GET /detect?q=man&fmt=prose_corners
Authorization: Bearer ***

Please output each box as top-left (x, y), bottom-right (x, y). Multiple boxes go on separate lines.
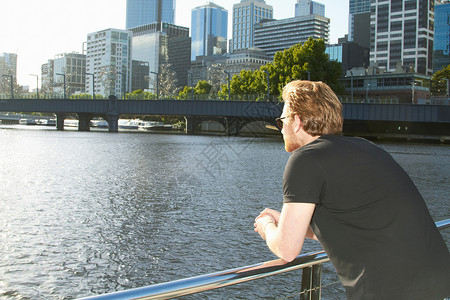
top-left (254, 80), bottom-right (450, 299)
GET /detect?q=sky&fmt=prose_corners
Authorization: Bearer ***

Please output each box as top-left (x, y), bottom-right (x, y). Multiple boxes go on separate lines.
top-left (1, 0), bottom-right (348, 90)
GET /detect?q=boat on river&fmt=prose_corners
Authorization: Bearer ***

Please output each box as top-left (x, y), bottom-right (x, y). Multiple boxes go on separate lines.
top-left (90, 119), bottom-right (109, 128)
top-left (138, 121), bottom-right (173, 131)
top-left (19, 118), bottom-right (37, 125)
top-left (64, 119), bottom-right (79, 127)
top-left (37, 119), bottom-right (56, 126)
top-left (118, 119), bottom-right (143, 130)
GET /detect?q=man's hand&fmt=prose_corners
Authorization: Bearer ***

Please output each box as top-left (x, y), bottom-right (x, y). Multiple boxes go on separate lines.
top-left (255, 208), bottom-right (281, 224)
top-left (254, 214), bottom-right (276, 240)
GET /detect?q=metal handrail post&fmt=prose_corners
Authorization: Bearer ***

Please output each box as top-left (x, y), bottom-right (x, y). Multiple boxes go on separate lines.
top-left (300, 264), bottom-right (322, 300)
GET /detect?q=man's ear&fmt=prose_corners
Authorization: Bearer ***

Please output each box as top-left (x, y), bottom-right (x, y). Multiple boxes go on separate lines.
top-left (293, 114), bottom-right (303, 133)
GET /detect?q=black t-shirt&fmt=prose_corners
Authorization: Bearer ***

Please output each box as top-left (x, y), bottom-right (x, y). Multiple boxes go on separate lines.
top-left (283, 135), bottom-right (450, 300)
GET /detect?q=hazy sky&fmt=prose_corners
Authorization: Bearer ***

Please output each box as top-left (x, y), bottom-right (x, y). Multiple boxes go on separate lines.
top-left (1, 0), bottom-right (348, 89)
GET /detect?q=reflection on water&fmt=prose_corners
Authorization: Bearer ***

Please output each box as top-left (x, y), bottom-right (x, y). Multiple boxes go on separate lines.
top-left (0, 127), bottom-right (448, 299)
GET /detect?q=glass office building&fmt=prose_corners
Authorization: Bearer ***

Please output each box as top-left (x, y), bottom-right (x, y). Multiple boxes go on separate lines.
top-left (131, 22), bottom-right (191, 88)
top-left (126, 0), bottom-right (175, 29)
top-left (295, 0), bottom-right (325, 17)
top-left (433, 2), bottom-right (450, 73)
top-left (191, 3), bottom-right (228, 61)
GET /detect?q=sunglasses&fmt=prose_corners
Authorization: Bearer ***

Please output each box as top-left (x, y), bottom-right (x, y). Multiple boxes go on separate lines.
top-left (276, 116), bottom-right (288, 130)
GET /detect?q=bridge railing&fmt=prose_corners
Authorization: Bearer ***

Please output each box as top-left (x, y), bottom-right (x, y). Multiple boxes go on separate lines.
top-left (0, 93), bottom-right (282, 102)
top-left (79, 219), bottom-right (450, 300)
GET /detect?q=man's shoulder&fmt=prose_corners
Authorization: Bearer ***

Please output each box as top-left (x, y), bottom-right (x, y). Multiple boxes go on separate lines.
top-left (295, 135), bottom-right (366, 153)
top-left (290, 135), bottom-right (382, 163)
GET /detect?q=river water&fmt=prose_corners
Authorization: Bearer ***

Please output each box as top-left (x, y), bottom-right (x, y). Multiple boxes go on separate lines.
top-left (0, 125), bottom-right (448, 299)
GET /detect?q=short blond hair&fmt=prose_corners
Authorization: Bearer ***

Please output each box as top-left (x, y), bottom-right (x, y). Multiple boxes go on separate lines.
top-left (282, 80), bottom-right (343, 136)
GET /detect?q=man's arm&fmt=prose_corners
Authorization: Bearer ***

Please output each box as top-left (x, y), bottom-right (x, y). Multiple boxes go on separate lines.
top-left (255, 202), bottom-right (316, 262)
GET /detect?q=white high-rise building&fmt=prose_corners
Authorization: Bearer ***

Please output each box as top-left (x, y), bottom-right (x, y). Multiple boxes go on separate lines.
top-left (370, 0), bottom-right (435, 75)
top-left (295, 0), bottom-right (325, 17)
top-left (231, 0), bottom-right (273, 52)
top-left (86, 29), bottom-right (132, 97)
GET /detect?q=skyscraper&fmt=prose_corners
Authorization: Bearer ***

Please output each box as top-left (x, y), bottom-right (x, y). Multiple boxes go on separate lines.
top-left (126, 0), bottom-right (175, 29)
top-left (370, 0), bottom-right (435, 75)
top-left (433, 1), bottom-right (450, 72)
top-left (231, 0), bottom-right (273, 53)
top-left (348, 0), bottom-right (371, 44)
top-left (131, 22), bottom-right (191, 88)
top-left (191, 2), bottom-right (228, 61)
top-left (295, 0), bottom-right (325, 17)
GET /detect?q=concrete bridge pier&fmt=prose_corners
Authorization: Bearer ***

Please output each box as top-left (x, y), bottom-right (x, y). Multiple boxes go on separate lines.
top-left (225, 117), bottom-right (242, 136)
top-left (77, 113), bottom-right (91, 131)
top-left (107, 113), bottom-right (119, 132)
top-left (185, 116), bottom-right (197, 134)
top-left (56, 113), bottom-right (67, 131)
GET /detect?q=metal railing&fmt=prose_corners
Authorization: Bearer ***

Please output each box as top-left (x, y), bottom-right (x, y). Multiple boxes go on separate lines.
top-left (80, 219), bottom-right (450, 300)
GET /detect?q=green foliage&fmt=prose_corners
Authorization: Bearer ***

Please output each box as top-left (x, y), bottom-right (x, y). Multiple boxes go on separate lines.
top-left (194, 80), bottom-right (212, 94)
top-left (177, 86), bottom-right (193, 100)
top-left (70, 93), bottom-right (97, 99)
top-left (177, 81), bottom-right (215, 100)
top-left (219, 37), bottom-right (344, 99)
top-left (126, 89), bottom-right (157, 100)
top-left (431, 64), bottom-right (450, 96)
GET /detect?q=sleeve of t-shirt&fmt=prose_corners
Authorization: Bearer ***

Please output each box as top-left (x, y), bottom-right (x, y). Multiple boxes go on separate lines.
top-left (283, 151), bottom-right (325, 204)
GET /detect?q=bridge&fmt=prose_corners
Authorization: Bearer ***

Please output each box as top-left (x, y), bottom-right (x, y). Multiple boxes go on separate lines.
top-left (0, 97), bottom-right (449, 140)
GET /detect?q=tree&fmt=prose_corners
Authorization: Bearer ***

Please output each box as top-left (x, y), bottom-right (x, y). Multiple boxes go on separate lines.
top-left (219, 37), bottom-right (344, 99)
top-left (1, 73), bottom-right (23, 98)
top-left (126, 89), bottom-right (156, 100)
top-left (267, 37), bottom-right (343, 94)
top-left (98, 66), bottom-right (115, 97)
top-left (177, 80), bottom-right (212, 100)
top-left (431, 64), bottom-right (450, 96)
top-left (194, 80), bottom-right (212, 95)
top-left (207, 63), bottom-right (226, 97)
top-left (178, 86), bottom-right (194, 100)
top-left (158, 64), bottom-right (179, 98)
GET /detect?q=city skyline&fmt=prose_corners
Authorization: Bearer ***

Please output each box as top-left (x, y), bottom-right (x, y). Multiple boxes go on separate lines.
top-left (1, 0), bottom-right (348, 90)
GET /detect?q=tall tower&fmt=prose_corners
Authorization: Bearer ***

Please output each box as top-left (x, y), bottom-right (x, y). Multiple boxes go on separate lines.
top-left (126, 0), bottom-right (176, 29)
top-left (295, 0), bottom-right (325, 17)
top-left (191, 2), bottom-right (228, 61)
top-left (231, 0), bottom-right (273, 53)
top-left (370, 0), bottom-right (435, 75)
